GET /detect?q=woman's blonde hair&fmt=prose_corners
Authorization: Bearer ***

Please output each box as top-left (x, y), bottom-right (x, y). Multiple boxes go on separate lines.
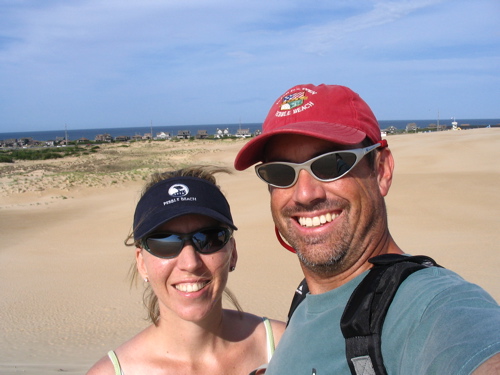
top-left (126, 165), bottom-right (242, 325)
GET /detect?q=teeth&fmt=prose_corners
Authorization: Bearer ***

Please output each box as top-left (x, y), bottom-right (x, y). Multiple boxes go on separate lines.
top-left (175, 282), bottom-right (208, 293)
top-left (299, 213), bottom-right (337, 227)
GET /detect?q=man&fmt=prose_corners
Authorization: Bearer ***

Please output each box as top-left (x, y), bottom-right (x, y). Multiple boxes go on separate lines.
top-left (234, 84), bottom-right (500, 374)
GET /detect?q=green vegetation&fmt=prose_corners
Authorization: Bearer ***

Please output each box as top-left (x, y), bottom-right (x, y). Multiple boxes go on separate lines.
top-left (0, 155), bottom-right (14, 163)
top-left (0, 146), bottom-right (92, 162)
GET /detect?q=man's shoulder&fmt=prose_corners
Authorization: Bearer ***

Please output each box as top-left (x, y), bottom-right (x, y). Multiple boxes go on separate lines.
top-left (401, 266), bottom-right (491, 295)
top-left (384, 265), bottom-right (499, 335)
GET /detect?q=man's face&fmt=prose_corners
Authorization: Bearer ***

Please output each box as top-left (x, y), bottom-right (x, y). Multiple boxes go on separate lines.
top-left (265, 134), bottom-right (388, 277)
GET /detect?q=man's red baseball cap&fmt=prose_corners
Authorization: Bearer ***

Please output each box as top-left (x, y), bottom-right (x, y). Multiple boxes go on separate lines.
top-left (234, 84), bottom-right (383, 171)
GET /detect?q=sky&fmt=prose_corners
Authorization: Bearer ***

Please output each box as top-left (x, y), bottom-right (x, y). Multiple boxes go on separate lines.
top-left (0, 0), bottom-right (499, 132)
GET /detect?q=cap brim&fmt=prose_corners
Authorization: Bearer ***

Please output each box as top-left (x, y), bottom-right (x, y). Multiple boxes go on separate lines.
top-left (234, 121), bottom-right (367, 170)
top-left (135, 207), bottom-right (237, 240)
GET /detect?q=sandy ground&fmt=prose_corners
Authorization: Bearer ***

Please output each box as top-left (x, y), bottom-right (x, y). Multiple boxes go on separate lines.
top-left (0, 129), bottom-right (499, 374)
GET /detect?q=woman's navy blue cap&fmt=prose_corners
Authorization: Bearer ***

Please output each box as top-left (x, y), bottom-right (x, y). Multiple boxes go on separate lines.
top-left (133, 176), bottom-right (237, 240)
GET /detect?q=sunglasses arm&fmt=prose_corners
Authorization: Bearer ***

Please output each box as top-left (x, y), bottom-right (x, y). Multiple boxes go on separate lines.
top-left (378, 139), bottom-right (388, 148)
top-left (275, 226), bottom-right (296, 253)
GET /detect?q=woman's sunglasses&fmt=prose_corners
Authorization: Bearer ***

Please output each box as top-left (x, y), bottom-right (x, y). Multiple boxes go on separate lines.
top-left (255, 140), bottom-right (387, 188)
top-left (141, 226), bottom-right (233, 259)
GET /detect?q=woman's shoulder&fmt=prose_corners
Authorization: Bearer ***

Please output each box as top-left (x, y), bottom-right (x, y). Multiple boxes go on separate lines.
top-left (223, 310), bottom-right (286, 343)
top-left (86, 326), bottom-right (154, 375)
top-left (85, 352), bottom-right (117, 375)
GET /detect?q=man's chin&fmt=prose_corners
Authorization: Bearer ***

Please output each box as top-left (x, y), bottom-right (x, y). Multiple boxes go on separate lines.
top-left (296, 250), bottom-right (347, 276)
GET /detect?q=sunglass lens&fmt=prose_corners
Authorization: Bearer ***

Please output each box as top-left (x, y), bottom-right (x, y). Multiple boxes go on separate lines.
top-left (193, 228), bottom-right (229, 254)
top-left (311, 152), bottom-right (357, 180)
top-left (145, 234), bottom-right (182, 258)
top-left (257, 164), bottom-right (295, 187)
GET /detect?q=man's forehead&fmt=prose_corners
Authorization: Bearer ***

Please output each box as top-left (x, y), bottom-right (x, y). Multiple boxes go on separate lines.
top-left (264, 134), bottom-right (355, 162)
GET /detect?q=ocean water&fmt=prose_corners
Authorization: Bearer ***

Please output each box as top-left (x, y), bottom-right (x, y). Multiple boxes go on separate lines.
top-left (1, 119), bottom-right (499, 142)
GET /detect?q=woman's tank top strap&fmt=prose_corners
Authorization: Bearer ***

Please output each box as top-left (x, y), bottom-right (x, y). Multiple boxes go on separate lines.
top-left (262, 316), bottom-right (276, 362)
top-left (107, 350), bottom-right (124, 375)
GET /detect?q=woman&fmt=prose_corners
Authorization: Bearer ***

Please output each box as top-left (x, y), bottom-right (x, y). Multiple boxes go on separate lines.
top-left (87, 165), bottom-right (285, 375)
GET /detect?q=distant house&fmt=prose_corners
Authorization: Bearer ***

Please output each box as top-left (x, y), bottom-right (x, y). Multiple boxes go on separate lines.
top-left (385, 126), bottom-right (397, 134)
top-left (195, 130), bottom-right (209, 139)
top-left (235, 128), bottom-right (251, 138)
top-left (406, 123), bottom-right (418, 133)
top-left (177, 130), bottom-right (191, 139)
top-left (115, 135), bottom-right (130, 142)
top-left (77, 137), bottom-right (90, 143)
top-left (95, 133), bottom-right (112, 142)
top-left (131, 135), bottom-right (143, 141)
top-left (156, 132), bottom-right (170, 140)
top-left (215, 128), bottom-right (231, 138)
top-left (143, 133), bottom-right (153, 140)
top-left (2, 138), bottom-right (18, 147)
top-left (19, 137), bottom-right (33, 146)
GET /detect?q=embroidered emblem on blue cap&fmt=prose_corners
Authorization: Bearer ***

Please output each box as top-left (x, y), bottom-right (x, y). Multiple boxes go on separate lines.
top-left (168, 183), bottom-right (189, 197)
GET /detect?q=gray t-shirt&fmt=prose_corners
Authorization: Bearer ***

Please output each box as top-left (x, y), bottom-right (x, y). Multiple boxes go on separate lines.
top-left (266, 267), bottom-right (500, 375)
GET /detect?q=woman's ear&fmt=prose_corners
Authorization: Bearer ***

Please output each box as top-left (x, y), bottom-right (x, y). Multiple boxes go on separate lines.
top-left (230, 238), bottom-right (238, 270)
top-left (376, 147), bottom-right (394, 197)
top-left (136, 247), bottom-right (148, 280)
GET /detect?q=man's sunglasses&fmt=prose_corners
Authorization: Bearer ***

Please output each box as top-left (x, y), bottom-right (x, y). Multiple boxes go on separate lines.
top-left (141, 226), bottom-right (233, 259)
top-left (255, 140), bottom-right (387, 188)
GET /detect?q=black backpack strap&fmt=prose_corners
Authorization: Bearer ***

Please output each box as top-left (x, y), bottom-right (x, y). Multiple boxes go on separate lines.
top-left (286, 278), bottom-right (309, 326)
top-left (340, 254), bottom-right (440, 375)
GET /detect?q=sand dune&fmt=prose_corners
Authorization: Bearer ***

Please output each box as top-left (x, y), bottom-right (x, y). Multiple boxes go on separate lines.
top-left (0, 129), bottom-right (498, 374)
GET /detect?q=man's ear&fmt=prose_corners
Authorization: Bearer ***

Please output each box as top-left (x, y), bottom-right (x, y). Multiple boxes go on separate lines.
top-left (376, 147), bottom-right (394, 197)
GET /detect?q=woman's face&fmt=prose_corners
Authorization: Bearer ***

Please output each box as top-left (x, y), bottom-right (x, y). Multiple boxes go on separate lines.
top-left (136, 214), bottom-right (237, 323)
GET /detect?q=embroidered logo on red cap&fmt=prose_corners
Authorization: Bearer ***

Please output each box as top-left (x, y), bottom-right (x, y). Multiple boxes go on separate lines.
top-left (276, 86), bottom-right (317, 118)
top-left (281, 91), bottom-right (307, 110)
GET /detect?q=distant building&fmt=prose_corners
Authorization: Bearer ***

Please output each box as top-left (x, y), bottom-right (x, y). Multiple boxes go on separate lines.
top-left (156, 132), bottom-right (170, 140)
top-left (131, 135), bottom-right (143, 141)
top-left (1, 138), bottom-right (17, 147)
top-left (406, 123), bottom-right (418, 133)
top-left (115, 135), bottom-right (130, 142)
top-left (195, 130), bottom-right (209, 139)
top-left (381, 125), bottom-right (398, 135)
top-left (235, 128), bottom-right (251, 138)
top-left (19, 137), bottom-right (33, 145)
top-left (95, 133), bottom-right (112, 142)
top-left (177, 130), bottom-right (191, 139)
top-left (215, 128), bottom-right (231, 138)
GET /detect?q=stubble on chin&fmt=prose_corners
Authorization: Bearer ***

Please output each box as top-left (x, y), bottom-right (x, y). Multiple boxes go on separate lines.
top-left (295, 236), bottom-right (350, 276)
top-left (282, 220), bottom-right (352, 276)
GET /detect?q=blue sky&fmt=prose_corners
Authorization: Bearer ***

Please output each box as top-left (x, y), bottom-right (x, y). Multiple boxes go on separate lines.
top-left (1, 0), bottom-right (499, 132)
